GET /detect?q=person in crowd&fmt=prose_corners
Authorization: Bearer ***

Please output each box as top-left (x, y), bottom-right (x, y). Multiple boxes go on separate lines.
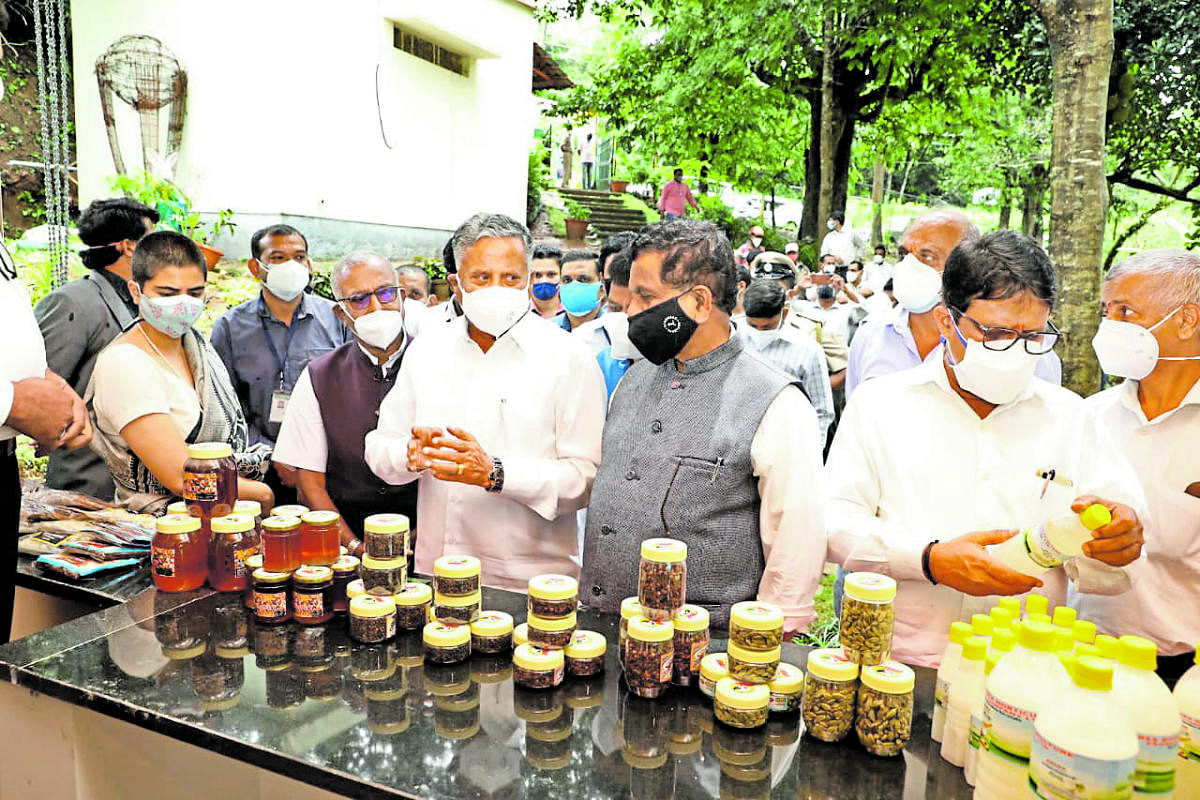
top-left (732, 265), bottom-right (752, 317)
top-left (818, 252), bottom-right (843, 272)
top-left (805, 277), bottom-right (863, 347)
top-left (35, 197), bottom-right (157, 498)
top-left (558, 249), bottom-right (606, 333)
top-left (210, 225), bottom-right (348, 452)
top-left (560, 131), bottom-right (574, 188)
top-left (826, 230), bottom-right (1145, 668)
top-left (580, 219), bottom-right (827, 632)
top-left (740, 280), bottom-right (835, 446)
top-left (737, 225), bottom-right (767, 267)
top-left (657, 168), bottom-right (699, 220)
top-left (784, 242), bottom-right (800, 264)
top-left (582, 248), bottom-right (642, 398)
top-left (599, 231), bottom-right (637, 290)
top-left (1, 238), bottom-right (91, 643)
top-left (845, 259), bottom-right (873, 298)
top-left (1079, 249), bottom-right (1200, 686)
top-left (846, 208), bottom-right (1062, 398)
top-left (366, 213), bottom-right (605, 590)
top-left (820, 210), bottom-right (861, 265)
top-left (580, 133), bottom-right (596, 190)
top-left (864, 242), bottom-right (892, 292)
top-left (396, 264), bottom-right (435, 307)
top-left (529, 243), bottom-right (563, 318)
top-left (86, 231), bottom-right (273, 510)
top-left (273, 251), bottom-right (418, 556)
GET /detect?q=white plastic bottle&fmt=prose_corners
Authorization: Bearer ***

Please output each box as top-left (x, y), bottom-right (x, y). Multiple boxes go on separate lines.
top-left (974, 620), bottom-right (1071, 800)
top-left (1173, 650), bottom-right (1200, 800)
top-left (989, 504), bottom-right (1112, 578)
top-left (968, 639), bottom-right (1011, 786)
top-left (971, 613), bottom-right (995, 643)
top-left (933, 620), bottom-right (972, 742)
top-left (1113, 636), bottom-right (1182, 799)
top-left (1029, 656), bottom-right (1138, 799)
top-left (943, 636), bottom-right (989, 767)
top-left (1053, 605), bottom-right (1078, 631)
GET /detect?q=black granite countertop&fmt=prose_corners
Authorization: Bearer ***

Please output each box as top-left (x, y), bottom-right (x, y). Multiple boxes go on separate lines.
top-left (16, 553), bottom-right (151, 607)
top-left (0, 585), bottom-right (973, 799)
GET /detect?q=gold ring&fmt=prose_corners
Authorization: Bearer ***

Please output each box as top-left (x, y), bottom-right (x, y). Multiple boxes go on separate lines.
top-left (457, 463), bottom-right (465, 476)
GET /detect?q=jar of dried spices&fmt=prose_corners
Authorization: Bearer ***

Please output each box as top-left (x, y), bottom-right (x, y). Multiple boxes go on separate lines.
top-left (564, 630), bottom-right (607, 677)
top-left (714, 678), bottom-right (771, 729)
top-left (855, 661), bottom-right (914, 756)
top-left (423, 621), bottom-right (471, 664)
top-left (433, 554), bottom-right (481, 597)
top-left (840, 572), bottom-right (897, 666)
top-left (470, 611), bottom-right (514, 654)
top-left (527, 574), bottom-right (579, 619)
top-left (619, 596), bottom-right (643, 660)
top-left (729, 601), bottom-right (785, 652)
top-left (350, 594), bottom-right (397, 643)
top-left (394, 582), bottom-right (433, 630)
top-left (699, 652), bottom-right (730, 699)
top-left (768, 663), bottom-right (804, 714)
top-left (513, 643), bottom-right (566, 690)
top-left (360, 554), bottom-right (407, 594)
top-left (513, 622), bottom-right (529, 647)
top-left (624, 616), bottom-right (674, 698)
top-left (802, 648), bottom-right (859, 742)
top-left (671, 604), bottom-right (710, 686)
top-left (527, 611), bottom-right (577, 649)
top-left (362, 513), bottom-right (409, 560)
top-left (637, 538), bottom-right (687, 621)
top-left (432, 590), bottom-right (482, 625)
top-left (726, 642), bottom-right (781, 685)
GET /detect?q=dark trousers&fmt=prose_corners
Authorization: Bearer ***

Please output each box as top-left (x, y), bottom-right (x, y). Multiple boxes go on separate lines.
top-left (582, 162), bottom-right (594, 190)
top-left (1158, 651), bottom-right (1196, 690)
top-left (1, 446), bottom-right (18, 645)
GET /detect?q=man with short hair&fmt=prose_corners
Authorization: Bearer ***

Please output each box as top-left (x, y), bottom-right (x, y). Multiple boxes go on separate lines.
top-left (581, 219), bottom-right (827, 632)
top-left (657, 168), bottom-right (699, 220)
top-left (580, 133), bottom-right (596, 190)
top-left (35, 197), bottom-right (157, 497)
top-left (396, 265), bottom-right (435, 307)
top-left (784, 242), bottom-right (800, 263)
top-left (820, 210), bottom-right (861, 265)
top-left (846, 209), bottom-right (1062, 397)
top-left (864, 243), bottom-right (891, 292)
top-left (558, 249), bottom-right (606, 333)
top-left (1079, 249), bottom-right (1200, 685)
top-left (576, 248), bottom-right (642, 397)
top-left (827, 230), bottom-right (1145, 667)
top-left (740, 281), bottom-right (835, 445)
top-left (366, 213), bottom-right (605, 590)
top-left (529, 243), bottom-right (563, 318)
top-left (211, 225), bottom-right (348, 450)
top-left (732, 265), bottom-right (752, 317)
top-left (273, 252), bottom-right (418, 555)
top-left (599, 231), bottom-right (637, 287)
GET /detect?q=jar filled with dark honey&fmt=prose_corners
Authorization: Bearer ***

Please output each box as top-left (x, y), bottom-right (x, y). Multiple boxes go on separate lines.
top-left (183, 442), bottom-right (237, 518)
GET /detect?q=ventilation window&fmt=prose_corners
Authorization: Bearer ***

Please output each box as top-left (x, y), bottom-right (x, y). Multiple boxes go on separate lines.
top-left (393, 26), bottom-right (469, 77)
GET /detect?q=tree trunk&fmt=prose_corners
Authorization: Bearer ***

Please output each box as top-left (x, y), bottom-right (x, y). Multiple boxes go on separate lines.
top-left (801, 96), bottom-right (822, 240)
top-left (1020, 164), bottom-right (1048, 240)
top-left (998, 166), bottom-right (1017, 229)
top-left (871, 154), bottom-right (885, 245)
top-left (817, 11), bottom-right (836, 233)
top-left (830, 113), bottom-right (855, 215)
top-left (1036, 0), bottom-right (1113, 396)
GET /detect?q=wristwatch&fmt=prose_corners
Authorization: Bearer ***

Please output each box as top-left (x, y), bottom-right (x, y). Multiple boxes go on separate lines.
top-left (485, 457), bottom-right (505, 494)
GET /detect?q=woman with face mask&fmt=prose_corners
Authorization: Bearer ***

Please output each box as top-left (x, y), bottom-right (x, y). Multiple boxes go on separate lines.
top-left (85, 231), bottom-right (274, 510)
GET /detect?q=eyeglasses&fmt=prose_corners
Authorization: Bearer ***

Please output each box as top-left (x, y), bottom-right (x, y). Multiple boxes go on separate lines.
top-left (336, 285), bottom-right (402, 311)
top-left (950, 307), bottom-right (1062, 355)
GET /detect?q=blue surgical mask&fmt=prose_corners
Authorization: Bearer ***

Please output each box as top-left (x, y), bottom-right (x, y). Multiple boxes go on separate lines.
top-left (531, 281), bottom-right (559, 302)
top-left (560, 281), bottom-right (602, 316)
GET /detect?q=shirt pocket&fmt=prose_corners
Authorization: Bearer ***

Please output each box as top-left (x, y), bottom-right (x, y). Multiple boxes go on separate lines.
top-left (659, 454), bottom-right (747, 535)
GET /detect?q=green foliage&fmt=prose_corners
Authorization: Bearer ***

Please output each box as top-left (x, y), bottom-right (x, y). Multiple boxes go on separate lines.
top-left (564, 198), bottom-right (592, 221)
top-left (527, 141), bottom-right (550, 226)
top-left (792, 572), bottom-right (839, 649)
top-left (309, 267), bottom-right (335, 301)
top-left (108, 172), bottom-right (238, 245)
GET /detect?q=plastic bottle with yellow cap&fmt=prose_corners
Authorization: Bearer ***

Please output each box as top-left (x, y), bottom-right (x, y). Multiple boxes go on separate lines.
top-left (1112, 635), bottom-right (1182, 798)
top-left (942, 636), bottom-right (988, 767)
top-left (933, 620), bottom-right (972, 742)
top-left (1173, 647), bottom-right (1200, 800)
top-left (637, 537), bottom-right (687, 621)
top-left (968, 641), bottom-right (1008, 786)
top-left (988, 503), bottom-right (1113, 578)
top-left (1029, 656), bottom-right (1138, 800)
top-left (975, 620), bottom-right (1071, 800)
top-left (1024, 593), bottom-right (1050, 620)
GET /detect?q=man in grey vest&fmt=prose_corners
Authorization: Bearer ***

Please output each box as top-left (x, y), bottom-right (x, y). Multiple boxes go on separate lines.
top-left (35, 197), bottom-right (157, 498)
top-left (580, 219), bottom-right (828, 633)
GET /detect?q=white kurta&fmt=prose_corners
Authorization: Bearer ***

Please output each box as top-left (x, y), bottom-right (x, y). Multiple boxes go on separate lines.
top-left (0, 245), bottom-right (49, 440)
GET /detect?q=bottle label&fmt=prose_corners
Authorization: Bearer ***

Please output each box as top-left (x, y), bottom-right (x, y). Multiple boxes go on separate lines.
top-left (1133, 730), bottom-right (1179, 795)
top-left (294, 591), bottom-right (324, 619)
top-left (981, 690), bottom-right (1037, 765)
top-left (690, 640), bottom-right (708, 673)
top-left (254, 590), bottom-right (287, 619)
top-left (233, 546), bottom-right (257, 578)
top-left (1030, 729), bottom-right (1137, 799)
top-left (183, 471), bottom-right (217, 502)
top-left (968, 713), bottom-right (984, 752)
top-left (1182, 713), bottom-right (1200, 764)
top-left (1023, 525), bottom-right (1067, 569)
top-left (935, 676), bottom-right (949, 712)
top-left (151, 547), bottom-right (176, 577)
top-left (659, 651), bottom-right (673, 683)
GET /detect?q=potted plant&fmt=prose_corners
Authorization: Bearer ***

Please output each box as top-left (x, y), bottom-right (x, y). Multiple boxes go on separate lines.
top-left (108, 171), bottom-right (237, 267)
top-left (412, 255), bottom-right (451, 302)
top-left (564, 198), bottom-right (591, 240)
top-left (610, 178), bottom-right (630, 193)
top-left (181, 209), bottom-right (237, 268)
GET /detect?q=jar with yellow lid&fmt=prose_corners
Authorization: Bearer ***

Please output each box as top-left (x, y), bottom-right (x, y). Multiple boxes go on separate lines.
top-left (360, 554), bottom-right (407, 594)
top-left (714, 677), bottom-right (771, 729)
top-left (251, 568), bottom-right (293, 624)
top-left (151, 514), bottom-right (207, 592)
top-left (527, 611), bottom-right (577, 649)
top-left (272, 504), bottom-right (309, 518)
top-left (564, 629), bottom-right (607, 677)
top-left (183, 442), bottom-right (236, 517)
top-left (803, 647), bottom-right (859, 742)
top-left (470, 610), bottom-right (514, 654)
top-left (350, 594), bottom-right (397, 643)
top-left (432, 590), bottom-right (482, 625)
top-left (727, 642), bottom-right (781, 685)
top-left (671, 604), bottom-right (710, 686)
top-left (261, 515), bottom-right (301, 573)
top-left (166, 500), bottom-right (190, 516)
top-left (232, 500), bottom-right (263, 528)
top-left (624, 616), bottom-right (674, 698)
top-left (514, 643), bottom-right (566, 689)
top-left (330, 555), bottom-right (359, 613)
top-left (208, 514), bottom-right (259, 593)
top-left (856, 661), bottom-right (915, 756)
top-left (619, 596), bottom-right (643, 660)
top-left (298, 510), bottom-right (341, 566)
top-left (242, 554), bottom-right (263, 609)
top-left (394, 582), bottom-right (432, 630)
top-left (527, 574), bottom-right (579, 619)
top-left (423, 621), bottom-right (470, 664)
top-left (729, 601), bottom-right (785, 652)
top-left (699, 652), bottom-right (730, 699)
top-left (362, 513), bottom-right (409, 560)
top-left (638, 538), bottom-right (687, 621)
top-left (840, 571), bottom-right (897, 665)
top-left (292, 565), bottom-right (335, 625)
top-left (513, 622), bottom-right (530, 647)
top-left (768, 662), bottom-right (804, 714)
top-left (346, 578), bottom-right (367, 603)
top-left (433, 554), bottom-right (481, 597)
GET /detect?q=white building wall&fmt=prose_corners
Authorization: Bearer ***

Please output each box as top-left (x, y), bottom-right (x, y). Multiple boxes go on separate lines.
top-left (71, 0), bottom-right (537, 255)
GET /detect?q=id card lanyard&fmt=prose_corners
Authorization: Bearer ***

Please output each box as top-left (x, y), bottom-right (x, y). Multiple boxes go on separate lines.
top-left (262, 303), bottom-right (299, 424)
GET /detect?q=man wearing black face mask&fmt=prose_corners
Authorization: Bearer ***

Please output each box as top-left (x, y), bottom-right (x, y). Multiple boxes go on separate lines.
top-left (580, 220), bottom-right (828, 634)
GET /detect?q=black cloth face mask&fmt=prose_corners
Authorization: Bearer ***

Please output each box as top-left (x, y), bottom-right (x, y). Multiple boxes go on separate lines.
top-left (627, 289), bottom-right (699, 365)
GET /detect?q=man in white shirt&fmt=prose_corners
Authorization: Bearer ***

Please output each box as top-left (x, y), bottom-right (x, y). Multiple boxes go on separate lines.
top-left (827, 230), bottom-right (1146, 668)
top-left (820, 211), bottom-right (860, 265)
top-left (1080, 248), bottom-right (1200, 686)
top-left (365, 213), bottom-right (605, 591)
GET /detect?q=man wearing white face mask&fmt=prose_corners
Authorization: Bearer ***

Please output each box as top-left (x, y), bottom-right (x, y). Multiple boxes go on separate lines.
top-left (273, 251), bottom-right (418, 555)
top-left (845, 209), bottom-right (1063, 399)
top-left (1078, 249), bottom-right (1200, 686)
top-left (366, 213), bottom-right (605, 590)
top-left (211, 225), bottom-right (348, 454)
top-left (574, 247), bottom-right (642, 399)
top-left (827, 231), bottom-right (1146, 668)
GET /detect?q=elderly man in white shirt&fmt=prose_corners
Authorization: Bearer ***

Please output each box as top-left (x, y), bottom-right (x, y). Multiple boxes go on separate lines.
top-left (365, 213), bottom-right (606, 591)
top-left (827, 230), bottom-right (1146, 668)
top-left (1081, 248), bottom-right (1200, 686)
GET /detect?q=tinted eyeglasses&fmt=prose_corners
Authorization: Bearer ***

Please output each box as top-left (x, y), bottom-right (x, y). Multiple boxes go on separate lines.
top-left (950, 307), bottom-right (1062, 355)
top-left (336, 285), bottom-right (402, 311)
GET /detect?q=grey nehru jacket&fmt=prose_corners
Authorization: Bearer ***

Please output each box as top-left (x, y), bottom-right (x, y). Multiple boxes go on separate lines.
top-left (580, 334), bottom-right (796, 629)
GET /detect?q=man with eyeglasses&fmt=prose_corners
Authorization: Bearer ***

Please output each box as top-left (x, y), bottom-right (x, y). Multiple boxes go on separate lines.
top-left (826, 230), bottom-right (1146, 668)
top-left (273, 250), bottom-right (418, 555)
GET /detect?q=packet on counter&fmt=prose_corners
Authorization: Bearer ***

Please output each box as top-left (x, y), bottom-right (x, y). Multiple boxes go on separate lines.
top-left (35, 553), bottom-right (141, 580)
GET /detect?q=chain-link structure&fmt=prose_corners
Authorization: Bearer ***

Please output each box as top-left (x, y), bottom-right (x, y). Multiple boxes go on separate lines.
top-left (32, 0), bottom-right (72, 286)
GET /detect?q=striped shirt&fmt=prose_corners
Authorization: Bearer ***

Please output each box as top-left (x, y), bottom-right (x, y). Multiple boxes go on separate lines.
top-left (735, 321), bottom-right (835, 447)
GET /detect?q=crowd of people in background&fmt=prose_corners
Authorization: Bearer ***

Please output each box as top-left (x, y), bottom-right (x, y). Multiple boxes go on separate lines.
top-left (2, 193), bottom-right (1197, 689)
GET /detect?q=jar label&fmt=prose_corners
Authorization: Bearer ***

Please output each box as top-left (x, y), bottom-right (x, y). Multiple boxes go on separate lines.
top-left (255, 590), bottom-right (288, 618)
top-left (151, 546), bottom-right (176, 577)
top-left (690, 640), bottom-right (708, 673)
top-left (969, 712), bottom-right (984, 752)
top-left (659, 651), bottom-right (673, 684)
top-left (294, 591), bottom-right (324, 619)
top-left (553, 663), bottom-right (565, 684)
top-left (386, 614), bottom-right (397, 639)
top-left (233, 546), bottom-right (257, 578)
top-left (1029, 729), bottom-right (1137, 799)
top-left (769, 691), bottom-right (796, 713)
top-left (183, 471), bottom-right (217, 501)
top-left (1024, 525), bottom-right (1068, 569)
top-left (1134, 730), bottom-right (1180, 795)
top-left (1183, 713), bottom-right (1200, 763)
top-left (699, 673), bottom-right (716, 696)
top-left (982, 690), bottom-right (1037, 765)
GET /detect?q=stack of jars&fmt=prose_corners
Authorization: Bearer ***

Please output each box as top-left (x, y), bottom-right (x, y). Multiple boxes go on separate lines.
top-left (618, 539), bottom-right (688, 699)
top-left (414, 555), bottom-right (481, 661)
top-left (701, 600), bottom-right (802, 731)
top-left (514, 573), bottom-right (606, 690)
top-left (361, 514), bottom-right (408, 594)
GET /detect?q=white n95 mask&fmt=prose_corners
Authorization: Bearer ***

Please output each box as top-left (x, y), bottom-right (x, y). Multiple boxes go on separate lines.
top-left (892, 253), bottom-right (942, 313)
top-left (461, 284), bottom-right (530, 337)
top-left (1091, 308), bottom-right (1200, 380)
